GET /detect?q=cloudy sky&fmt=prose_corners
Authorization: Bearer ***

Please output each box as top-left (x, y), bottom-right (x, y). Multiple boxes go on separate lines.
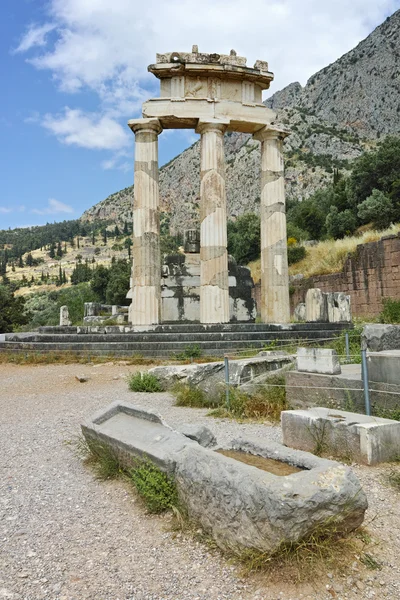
top-left (1, 0), bottom-right (399, 229)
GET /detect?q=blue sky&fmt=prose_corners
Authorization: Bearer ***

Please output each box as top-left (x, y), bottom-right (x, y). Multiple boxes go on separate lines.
top-left (1, 0), bottom-right (399, 230)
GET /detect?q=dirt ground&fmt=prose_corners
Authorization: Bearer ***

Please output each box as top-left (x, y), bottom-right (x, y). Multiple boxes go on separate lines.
top-left (1, 362), bottom-right (400, 600)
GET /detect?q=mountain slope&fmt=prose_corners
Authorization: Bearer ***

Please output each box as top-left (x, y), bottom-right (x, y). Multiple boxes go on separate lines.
top-left (82, 9), bottom-right (399, 232)
top-left (267, 10), bottom-right (400, 138)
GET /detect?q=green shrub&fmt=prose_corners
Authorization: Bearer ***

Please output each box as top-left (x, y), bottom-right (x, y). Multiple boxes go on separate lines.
top-left (331, 326), bottom-right (362, 363)
top-left (287, 245), bottom-right (307, 266)
top-left (379, 298), bottom-right (400, 324)
top-left (211, 376), bottom-right (288, 422)
top-left (175, 344), bottom-right (202, 360)
top-left (128, 372), bottom-right (162, 392)
top-left (173, 382), bottom-right (213, 408)
top-left (130, 458), bottom-right (179, 513)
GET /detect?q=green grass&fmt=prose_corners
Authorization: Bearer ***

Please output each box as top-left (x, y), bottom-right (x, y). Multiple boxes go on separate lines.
top-left (172, 382), bottom-right (215, 408)
top-left (209, 375), bottom-right (288, 422)
top-left (127, 371), bottom-right (162, 392)
top-left (77, 435), bottom-right (180, 513)
top-left (175, 344), bottom-right (202, 360)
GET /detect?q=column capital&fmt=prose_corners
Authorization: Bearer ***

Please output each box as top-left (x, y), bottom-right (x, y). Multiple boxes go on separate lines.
top-left (128, 118), bottom-right (162, 135)
top-left (253, 125), bottom-right (290, 142)
top-left (196, 119), bottom-right (230, 135)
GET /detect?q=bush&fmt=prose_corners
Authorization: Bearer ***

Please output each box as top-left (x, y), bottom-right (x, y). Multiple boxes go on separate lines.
top-left (128, 372), bottom-right (162, 392)
top-left (211, 376), bottom-right (288, 422)
top-left (173, 383), bottom-right (213, 408)
top-left (175, 344), bottom-right (202, 360)
top-left (379, 298), bottom-right (400, 324)
top-left (130, 458), bottom-right (179, 513)
top-left (287, 245), bottom-right (307, 266)
top-left (357, 189), bottom-right (393, 230)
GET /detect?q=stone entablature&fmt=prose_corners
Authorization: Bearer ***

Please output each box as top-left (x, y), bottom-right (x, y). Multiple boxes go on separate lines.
top-left (142, 46), bottom-right (276, 133)
top-left (128, 47), bottom-right (290, 326)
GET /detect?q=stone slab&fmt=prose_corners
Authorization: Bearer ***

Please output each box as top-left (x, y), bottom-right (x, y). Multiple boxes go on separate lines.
top-left (297, 348), bottom-right (341, 375)
top-left (368, 350), bottom-right (400, 385)
top-left (282, 407), bottom-right (400, 465)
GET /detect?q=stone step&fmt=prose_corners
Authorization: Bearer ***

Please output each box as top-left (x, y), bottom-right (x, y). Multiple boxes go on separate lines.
top-left (13, 330), bottom-right (344, 344)
top-left (0, 334), bottom-right (342, 358)
top-left (38, 322), bottom-right (350, 335)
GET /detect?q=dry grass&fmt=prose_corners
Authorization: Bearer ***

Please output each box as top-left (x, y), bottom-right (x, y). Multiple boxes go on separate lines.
top-left (238, 521), bottom-right (375, 583)
top-left (248, 224), bottom-right (400, 282)
top-left (0, 351), bottom-right (160, 366)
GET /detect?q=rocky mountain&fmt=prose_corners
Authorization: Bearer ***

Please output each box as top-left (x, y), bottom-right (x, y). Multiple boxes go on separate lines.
top-left (81, 9), bottom-right (399, 233)
top-left (267, 10), bottom-right (400, 138)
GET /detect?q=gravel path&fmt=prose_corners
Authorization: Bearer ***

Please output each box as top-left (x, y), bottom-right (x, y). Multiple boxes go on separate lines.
top-left (1, 362), bottom-right (400, 600)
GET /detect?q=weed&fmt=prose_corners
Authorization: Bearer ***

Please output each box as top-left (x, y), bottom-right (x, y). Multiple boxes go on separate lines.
top-left (76, 436), bottom-right (122, 480)
top-left (238, 514), bottom-right (370, 582)
top-left (330, 326), bottom-right (362, 364)
top-left (130, 458), bottom-right (179, 514)
top-left (388, 467), bottom-right (400, 490)
top-left (374, 406), bottom-right (400, 421)
top-left (172, 382), bottom-right (215, 408)
top-left (359, 553), bottom-right (382, 570)
top-left (175, 344), bottom-right (202, 360)
top-left (127, 372), bottom-right (162, 392)
top-left (209, 376), bottom-right (288, 422)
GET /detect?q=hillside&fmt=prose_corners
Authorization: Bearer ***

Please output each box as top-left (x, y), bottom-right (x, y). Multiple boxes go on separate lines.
top-left (82, 10), bottom-right (400, 232)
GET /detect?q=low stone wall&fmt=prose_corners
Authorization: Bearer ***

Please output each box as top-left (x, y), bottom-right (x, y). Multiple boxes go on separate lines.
top-left (288, 234), bottom-right (400, 318)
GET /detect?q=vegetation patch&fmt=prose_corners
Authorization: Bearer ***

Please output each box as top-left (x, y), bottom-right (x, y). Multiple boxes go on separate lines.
top-left (130, 458), bottom-right (179, 514)
top-left (209, 376), bottom-right (288, 422)
top-left (238, 517), bottom-right (374, 583)
top-left (128, 372), bottom-right (162, 392)
top-left (172, 382), bottom-right (214, 408)
top-left (76, 436), bottom-right (179, 513)
top-left (379, 298), bottom-right (400, 324)
top-left (175, 344), bottom-right (202, 360)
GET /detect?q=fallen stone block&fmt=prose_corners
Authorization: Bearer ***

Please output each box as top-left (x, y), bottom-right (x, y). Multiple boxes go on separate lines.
top-left (282, 407), bottom-right (400, 465)
top-left (149, 354), bottom-right (294, 399)
top-left (82, 402), bottom-right (367, 554)
top-left (305, 288), bottom-right (328, 322)
top-left (367, 350), bottom-right (400, 385)
top-left (177, 424), bottom-right (217, 448)
top-left (59, 306), bottom-right (71, 327)
top-left (326, 292), bottom-right (351, 323)
top-left (297, 348), bottom-right (341, 375)
top-left (294, 302), bottom-right (306, 322)
top-left (362, 324), bottom-right (400, 351)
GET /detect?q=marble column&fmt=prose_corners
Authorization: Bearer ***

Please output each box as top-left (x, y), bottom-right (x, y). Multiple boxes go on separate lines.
top-left (254, 127), bottom-right (290, 323)
top-left (128, 118), bottom-right (163, 325)
top-left (196, 120), bottom-right (230, 324)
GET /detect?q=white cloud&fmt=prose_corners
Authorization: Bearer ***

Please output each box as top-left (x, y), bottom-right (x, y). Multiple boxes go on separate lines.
top-left (15, 0), bottom-right (399, 167)
top-left (0, 205), bottom-right (26, 214)
top-left (0, 207), bottom-right (12, 214)
top-left (31, 198), bottom-right (75, 215)
top-left (13, 23), bottom-right (56, 54)
top-left (42, 107), bottom-right (130, 150)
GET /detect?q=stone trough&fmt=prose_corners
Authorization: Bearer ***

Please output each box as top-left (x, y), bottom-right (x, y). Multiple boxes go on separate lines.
top-left (82, 402), bottom-right (367, 554)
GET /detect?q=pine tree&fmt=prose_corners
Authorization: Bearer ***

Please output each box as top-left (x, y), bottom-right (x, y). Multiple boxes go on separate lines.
top-left (18, 256), bottom-right (24, 268)
top-left (26, 253), bottom-right (34, 267)
top-left (56, 242), bottom-right (63, 257)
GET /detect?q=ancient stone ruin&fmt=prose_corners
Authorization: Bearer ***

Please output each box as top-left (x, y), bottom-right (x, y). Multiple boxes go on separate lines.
top-left (128, 47), bottom-right (290, 326)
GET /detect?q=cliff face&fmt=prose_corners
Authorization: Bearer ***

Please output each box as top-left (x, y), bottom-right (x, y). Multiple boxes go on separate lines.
top-left (81, 10), bottom-right (399, 232)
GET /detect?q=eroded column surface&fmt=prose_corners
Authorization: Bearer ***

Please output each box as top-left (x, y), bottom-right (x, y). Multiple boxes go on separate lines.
top-left (254, 127), bottom-right (290, 323)
top-left (197, 121), bottom-right (230, 324)
top-left (128, 118), bottom-right (162, 325)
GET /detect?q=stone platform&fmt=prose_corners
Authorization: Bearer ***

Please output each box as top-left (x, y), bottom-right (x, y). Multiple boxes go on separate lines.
top-left (0, 322), bottom-right (350, 358)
